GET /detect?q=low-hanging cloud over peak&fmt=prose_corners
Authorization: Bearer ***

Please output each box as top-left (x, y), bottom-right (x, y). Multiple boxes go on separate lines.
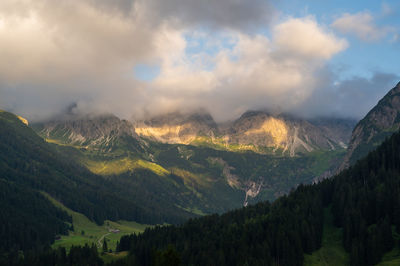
top-left (0, 0), bottom-right (397, 122)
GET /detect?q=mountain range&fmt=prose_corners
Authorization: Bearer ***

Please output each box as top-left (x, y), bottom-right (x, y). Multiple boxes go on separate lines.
top-left (2, 81), bottom-right (400, 265)
top-left (32, 108), bottom-right (356, 208)
top-left (134, 110), bottom-right (354, 156)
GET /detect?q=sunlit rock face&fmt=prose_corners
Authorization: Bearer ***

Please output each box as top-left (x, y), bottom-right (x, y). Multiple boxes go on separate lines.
top-left (134, 111), bottom-right (218, 144)
top-left (17, 115), bottom-right (29, 126)
top-left (134, 110), bottom-right (355, 156)
top-left (226, 111), bottom-right (353, 156)
top-left (35, 109), bottom-right (355, 157)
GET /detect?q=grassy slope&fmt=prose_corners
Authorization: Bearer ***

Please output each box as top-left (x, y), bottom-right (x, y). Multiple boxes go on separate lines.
top-left (42, 192), bottom-right (150, 251)
top-left (378, 228), bottom-right (400, 265)
top-left (40, 126), bottom-right (348, 221)
top-left (83, 157), bottom-right (169, 176)
top-left (45, 133), bottom-right (346, 211)
top-left (304, 208), bottom-right (349, 266)
top-left (379, 248), bottom-right (400, 265)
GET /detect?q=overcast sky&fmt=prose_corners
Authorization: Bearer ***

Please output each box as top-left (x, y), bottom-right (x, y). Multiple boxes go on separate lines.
top-left (0, 0), bottom-right (399, 122)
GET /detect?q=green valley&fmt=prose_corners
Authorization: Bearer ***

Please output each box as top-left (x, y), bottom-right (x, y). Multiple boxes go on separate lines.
top-left (43, 192), bottom-right (150, 252)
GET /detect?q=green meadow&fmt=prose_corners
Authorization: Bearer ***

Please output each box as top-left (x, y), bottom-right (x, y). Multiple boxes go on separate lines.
top-left (43, 192), bottom-right (151, 252)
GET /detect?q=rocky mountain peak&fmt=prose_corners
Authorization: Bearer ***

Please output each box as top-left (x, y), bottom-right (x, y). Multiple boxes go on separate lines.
top-left (35, 113), bottom-right (138, 149)
top-left (227, 112), bottom-right (354, 156)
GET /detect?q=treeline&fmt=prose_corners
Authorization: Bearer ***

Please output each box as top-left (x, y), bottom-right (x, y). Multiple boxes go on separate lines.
top-left (1, 244), bottom-right (103, 266)
top-left (115, 184), bottom-right (324, 265)
top-left (113, 130), bottom-right (400, 265)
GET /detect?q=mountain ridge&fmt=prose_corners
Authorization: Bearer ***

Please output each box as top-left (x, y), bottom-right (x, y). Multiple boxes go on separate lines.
top-left (339, 81), bottom-right (400, 171)
top-left (133, 110), bottom-right (356, 156)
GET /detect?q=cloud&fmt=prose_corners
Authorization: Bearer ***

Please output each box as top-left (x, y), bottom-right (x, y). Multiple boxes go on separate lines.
top-left (2, 1), bottom-right (389, 123)
top-left (141, 0), bottom-right (275, 31)
top-left (0, 0), bottom-right (277, 120)
top-left (332, 12), bottom-right (392, 41)
top-left (297, 72), bottom-right (400, 119)
top-left (393, 33), bottom-right (400, 44)
top-left (140, 17), bottom-right (348, 121)
top-left (274, 17), bottom-right (348, 60)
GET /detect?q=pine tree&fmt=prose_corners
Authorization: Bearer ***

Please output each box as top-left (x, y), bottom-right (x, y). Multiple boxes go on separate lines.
top-left (103, 238), bottom-right (108, 253)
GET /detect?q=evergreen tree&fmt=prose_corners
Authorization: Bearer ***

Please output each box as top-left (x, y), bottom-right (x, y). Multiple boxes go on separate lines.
top-left (103, 238), bottom-right (108, 253)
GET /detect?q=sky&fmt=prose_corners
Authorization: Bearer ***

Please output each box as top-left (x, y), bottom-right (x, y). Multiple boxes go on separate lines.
top-left (0, 0), bottom-right (399, 122)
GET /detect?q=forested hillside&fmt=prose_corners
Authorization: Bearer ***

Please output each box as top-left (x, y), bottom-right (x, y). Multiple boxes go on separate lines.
top-left (111, 130), bottom-right (400, 266)
top-left (0, 180), bottom-right (71, 254)
top-left (35, 112), bottom-right (346, 211)
top-left (0, 110), bottom-right (196, 226)
top-left (0, 110), bottom-right (201, 261)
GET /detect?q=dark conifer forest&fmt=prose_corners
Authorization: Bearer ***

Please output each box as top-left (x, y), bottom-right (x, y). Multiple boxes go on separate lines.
top-left (109, 130), bottom-right (400, 266)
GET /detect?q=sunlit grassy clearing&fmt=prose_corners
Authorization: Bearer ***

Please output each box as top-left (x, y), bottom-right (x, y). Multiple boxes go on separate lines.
top-left (42, 192), bottom-right (150, 251)
top-left (45, 138), bottom-right (85, 149)
top-left (170, 167), bottom-right (212, 188)
top-left (84, 157), bottom-right (169, 176)
top-left (304, 208), bottom-right (349, 266)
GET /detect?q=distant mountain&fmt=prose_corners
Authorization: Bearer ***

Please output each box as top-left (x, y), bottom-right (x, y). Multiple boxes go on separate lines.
top-left (0, 110), bottom-right (198, 229)
top-left (34, 111), bottom-right (349, 208)
top-left (225, 111), bottom-right (355, 156)
top-left (340, 81), bottom-right (400, 170)
top-left (34, 113), bottom-right (143, 153)
top-left (134, 110), bottom-right (356, 156)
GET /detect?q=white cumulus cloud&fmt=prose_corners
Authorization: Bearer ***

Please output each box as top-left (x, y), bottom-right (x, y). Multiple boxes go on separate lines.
top-left (143, 17), bottom-right (348, 121)
top-left (0, 0), bottom-right (376, 122)
top-left (332, 12), bottom-right (392, 42)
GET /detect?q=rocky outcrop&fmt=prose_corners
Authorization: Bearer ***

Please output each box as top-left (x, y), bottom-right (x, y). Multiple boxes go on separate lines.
top-left (35, 114), bottom-right (139, 151)
top-left (225, 111), bottom-right (355, 156)
top-left (17, 115), bottom-right (29, 126)
top-left (209, 157), bottom-right (263, 206)
top-left (339, 81), bottom-right (400, 170)
top-left (134, 111), bottom-right (218, 144)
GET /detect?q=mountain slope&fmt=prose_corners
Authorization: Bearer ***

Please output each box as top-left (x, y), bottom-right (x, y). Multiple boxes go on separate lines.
top-left (226, 111), bottom-right (354, 156)
top-left (340, 81), bottom-right (400, 170)
top-left (0, 178), bottom-right (71, 252)
top-left (134, 111), bottom-right (218, 145)
top-left (0, 110), bottom-right (196, 228)
top-left (112, 128), bottom-right (400, 266)
top-left (34, 113), bottom-right (145, 155)
top-left (34, 114), bottom-right (245, 214)
top-left (35, 112), bottom-right (347, 208)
